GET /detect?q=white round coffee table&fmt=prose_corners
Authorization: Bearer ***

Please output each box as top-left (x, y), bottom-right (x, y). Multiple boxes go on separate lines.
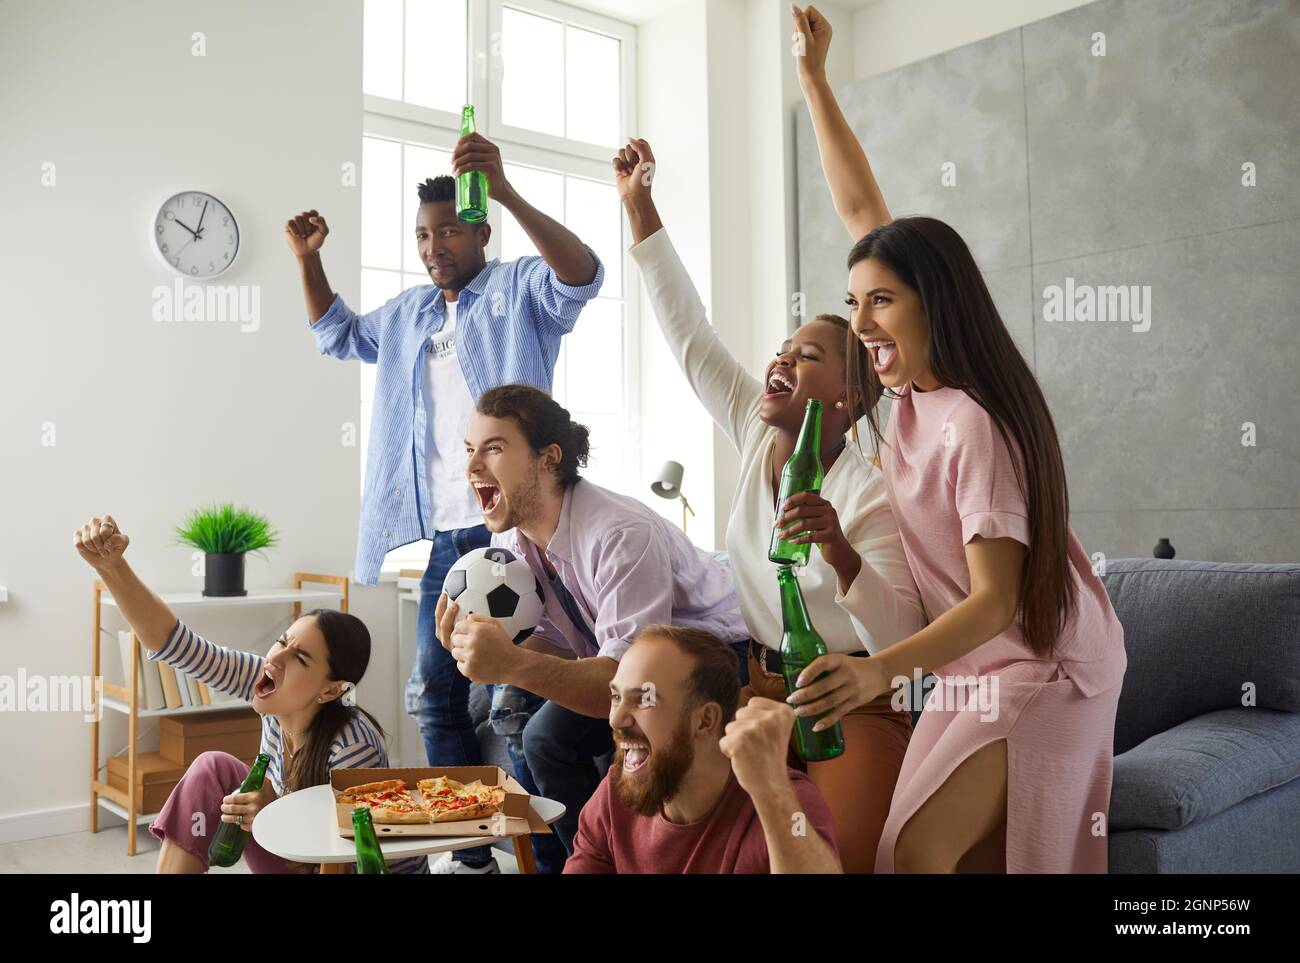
top-left (253, 784), bottom-right (565, 874)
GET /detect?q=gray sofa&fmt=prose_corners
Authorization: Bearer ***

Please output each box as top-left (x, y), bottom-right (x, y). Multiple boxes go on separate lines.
top-left (467, 557), bottom-right (1300, 872)
top-left (1101, 558), bottom-right (1300, 873)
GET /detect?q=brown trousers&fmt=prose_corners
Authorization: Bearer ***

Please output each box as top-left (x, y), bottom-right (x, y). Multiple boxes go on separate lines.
top-left (740, 650), bottom-right (912, 874)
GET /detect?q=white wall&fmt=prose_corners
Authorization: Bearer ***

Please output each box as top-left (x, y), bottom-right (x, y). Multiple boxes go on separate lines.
top-left (634, 2), bottom-right (720, 547)
top-left (633, 0), bottom-right (858, 550)
top-left (851, 0), bottom-right (1097, 77)
top-left (0, 0), bottom-right (407, 840)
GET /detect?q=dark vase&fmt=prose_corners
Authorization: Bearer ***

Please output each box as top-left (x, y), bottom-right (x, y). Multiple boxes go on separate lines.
top-left (204, 553), bottom-right (247, 597)
top-left (1153, 538), bottom-right (1176, 560)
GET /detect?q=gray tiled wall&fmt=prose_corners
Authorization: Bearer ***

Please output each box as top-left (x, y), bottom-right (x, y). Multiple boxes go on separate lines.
top-left (795, 0), bottom-right (1299, 563)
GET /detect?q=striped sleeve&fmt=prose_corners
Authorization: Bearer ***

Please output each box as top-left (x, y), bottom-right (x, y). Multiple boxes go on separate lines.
top-left (309, 292), bottom-right (383, 363)
top-left (326, 716), bottom-right (389, 772)
top-left (146, 620), bottom-right (263, 701)
top-left (516, 248), bottom-right (605, 335)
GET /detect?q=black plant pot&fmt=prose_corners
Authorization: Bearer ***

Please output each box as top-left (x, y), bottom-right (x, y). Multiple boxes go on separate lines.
top-left (204, 553), bottom-right (248, 597)
top-left (1153, 538), bottom-right (1176, 560)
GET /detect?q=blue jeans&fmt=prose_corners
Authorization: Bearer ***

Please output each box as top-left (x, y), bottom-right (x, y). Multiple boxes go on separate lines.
top-left (407, 524), bottom-right (493, 864)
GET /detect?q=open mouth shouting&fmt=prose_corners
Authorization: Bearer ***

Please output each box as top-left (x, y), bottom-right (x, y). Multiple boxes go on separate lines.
top-left (253, 664), bottom-right (278, 700)
top-left (619, 740), bottom-right (650, 774)
top-left (472, 479), bottom-right (502, 519)
top-left (764, 366), bottom-right (795, 399)
top-left (862, 338), bottom-right (898, 375)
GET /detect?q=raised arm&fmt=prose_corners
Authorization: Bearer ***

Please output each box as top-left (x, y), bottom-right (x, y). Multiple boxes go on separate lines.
top-left (792, 5), bottom-right (891, 240)
top-left (286, 209), bottom-right (382, 362)
top-left (719, 698), bottom-right (843, 874)
top-left (285, 210), bottom-right (337, 323)
top-left (453, 133), bottom-right (598, 286)
top-left (616, 138), bottom-right (762, 448)
top-left (74, 515), bottom-right (264, 701)
top-left (74, 515), bottom-right (179, 651)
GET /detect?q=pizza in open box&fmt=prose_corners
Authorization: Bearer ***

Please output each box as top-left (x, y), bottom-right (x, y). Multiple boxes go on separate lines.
top-left (417, 775), bottom-right (509, 822)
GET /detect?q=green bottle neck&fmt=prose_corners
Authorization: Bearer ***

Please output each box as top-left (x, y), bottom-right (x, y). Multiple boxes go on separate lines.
top-left (461, 106), bottom-right (476, 134)
top-left (777, 568), bottom-right (813, 634)
top-left (241, 754), bottom-right (270, 790)
top-left (791, 401), bottom-right (823, 466)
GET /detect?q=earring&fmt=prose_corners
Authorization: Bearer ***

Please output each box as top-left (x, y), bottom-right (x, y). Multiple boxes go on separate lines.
top-left (835, 400), bottom-right (845, 409)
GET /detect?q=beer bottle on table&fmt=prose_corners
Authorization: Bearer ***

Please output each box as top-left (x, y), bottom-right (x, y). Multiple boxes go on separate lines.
top-left (769, 399), bottom-right (825, 567)
top-left (352, 807), bottom-right (390, 875)
top-left (777, 565), bottom-right (845, 762)
top-left (208, 753), bottom-right (271, 868)
top-left (456, 104), bottom-right (489, 223)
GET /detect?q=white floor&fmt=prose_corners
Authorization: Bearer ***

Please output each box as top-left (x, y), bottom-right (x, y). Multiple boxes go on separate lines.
top-left (0, 823), bottom-right (521, 874)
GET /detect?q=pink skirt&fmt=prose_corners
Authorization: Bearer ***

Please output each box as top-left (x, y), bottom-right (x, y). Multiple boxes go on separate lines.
top-left (875, 659), bottom-right (1121, 873)
top-left (150, 750), bottom-right (299, 874)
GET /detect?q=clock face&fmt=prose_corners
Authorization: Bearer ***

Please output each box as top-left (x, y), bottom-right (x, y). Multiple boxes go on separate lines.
top-left (152, 191), bottom-right (239, 278)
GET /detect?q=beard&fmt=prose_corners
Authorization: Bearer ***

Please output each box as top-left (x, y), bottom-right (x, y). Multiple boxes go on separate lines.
top-left (610, 715), bottom-right (696, 818)
top-left (429, 260), bottom-right (484, 293)
top-left (490, 460), bottom-right (543, 533)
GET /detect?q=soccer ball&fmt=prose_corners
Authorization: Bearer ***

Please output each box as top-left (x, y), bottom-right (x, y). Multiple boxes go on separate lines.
top-left (442, 547), bottom-right (545, 644)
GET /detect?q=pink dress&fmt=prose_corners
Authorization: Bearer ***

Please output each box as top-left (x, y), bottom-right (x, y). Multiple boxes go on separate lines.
top-left (871, 384), bottom-right (1127, 873)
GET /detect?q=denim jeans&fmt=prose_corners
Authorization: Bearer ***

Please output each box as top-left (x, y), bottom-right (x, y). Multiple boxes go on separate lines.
top-left (407, 524), bottom-right (493, 864)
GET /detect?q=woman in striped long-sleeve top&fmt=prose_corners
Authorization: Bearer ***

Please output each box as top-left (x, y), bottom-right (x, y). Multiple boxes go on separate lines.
top-left (74, 514), bottom-right (426, 874)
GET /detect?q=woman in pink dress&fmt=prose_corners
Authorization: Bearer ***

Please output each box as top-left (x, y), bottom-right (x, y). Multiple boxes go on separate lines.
top-left (787, 5), bottom-right (1127, 873)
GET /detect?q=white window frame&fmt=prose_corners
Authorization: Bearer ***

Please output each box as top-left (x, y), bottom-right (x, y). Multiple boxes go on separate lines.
top-left (362, 0), bottom-right (640, 574)
top-left (486, 0), bottom-right (637, 162)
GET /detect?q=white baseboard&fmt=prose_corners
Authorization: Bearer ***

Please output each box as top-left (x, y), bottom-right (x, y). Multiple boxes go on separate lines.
top-left (0, 802), bottom-right (124, 846)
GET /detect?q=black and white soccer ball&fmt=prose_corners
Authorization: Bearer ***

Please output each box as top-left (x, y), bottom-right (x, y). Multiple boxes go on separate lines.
top-left (442, 547), bottom-right (544, 644)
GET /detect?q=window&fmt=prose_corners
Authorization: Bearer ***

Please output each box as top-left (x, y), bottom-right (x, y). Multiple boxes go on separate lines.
top-left (361, 0), bottom-right (638, 571)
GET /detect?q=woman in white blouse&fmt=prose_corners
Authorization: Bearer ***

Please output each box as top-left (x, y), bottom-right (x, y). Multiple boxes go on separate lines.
top-left (615, 138), bottom-right (926, 873)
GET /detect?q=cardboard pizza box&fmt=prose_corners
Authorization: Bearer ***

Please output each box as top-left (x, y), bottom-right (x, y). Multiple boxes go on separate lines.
top-left (330, 766), bottom-right (550, 839)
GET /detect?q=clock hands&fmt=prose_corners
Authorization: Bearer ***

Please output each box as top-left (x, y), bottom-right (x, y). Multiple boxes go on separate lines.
top-left (173, 217), bottom-right (202, 240)
top-left (195, 200), bottom-right (208, 236)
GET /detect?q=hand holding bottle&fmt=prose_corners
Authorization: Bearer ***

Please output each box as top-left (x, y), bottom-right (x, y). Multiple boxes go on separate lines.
top-left (219, 780), bottom-right (277, 834)
top-left (452, 131), bottom-right (515, 206)
top-left (787, 652), bottom-right (891, 732)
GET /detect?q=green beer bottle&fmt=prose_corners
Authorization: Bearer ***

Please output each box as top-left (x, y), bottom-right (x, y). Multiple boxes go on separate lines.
top-left (769, 399), bottom-right (825, 566)
top-left (456, 104), bottom-right (489, 223)
top-left (352, 807), bottom-right (390, 875)
top-left (777, 565), bottom-right (845, 762)
top-left (207, 753), bottom-right (271, 868)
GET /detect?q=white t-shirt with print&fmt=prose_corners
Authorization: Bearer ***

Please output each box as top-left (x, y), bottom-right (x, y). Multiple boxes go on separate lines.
top-left (422, 299), bottom-right (483, 532)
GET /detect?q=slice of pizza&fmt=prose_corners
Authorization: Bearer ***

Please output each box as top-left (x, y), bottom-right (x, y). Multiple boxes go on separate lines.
top-left (338, 778), bottom-right (407, 804)
top-left (421, 778), bottom-right (508, 823)
top-left (416, 775), bottom-right (464, 803)
top-left (367, 794), bottom-right (432, 824)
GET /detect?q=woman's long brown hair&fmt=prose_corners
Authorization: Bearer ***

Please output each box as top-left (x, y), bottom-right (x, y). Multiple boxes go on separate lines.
top-left (282, 608), bottom-right (386, 793)
top-left (846, 216), bottom-right (1076, 657)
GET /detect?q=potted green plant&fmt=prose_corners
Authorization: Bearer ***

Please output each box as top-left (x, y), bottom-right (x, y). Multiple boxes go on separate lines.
top-left (175, 503), bottom-right (279, 597)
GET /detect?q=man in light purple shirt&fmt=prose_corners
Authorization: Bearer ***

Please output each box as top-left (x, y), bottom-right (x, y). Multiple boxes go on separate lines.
top-left (433, 384), bottom-right (750, 871)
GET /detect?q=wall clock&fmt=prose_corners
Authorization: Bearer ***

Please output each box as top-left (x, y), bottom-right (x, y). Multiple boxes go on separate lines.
top-left (152, 190), bottom-right (240, 278)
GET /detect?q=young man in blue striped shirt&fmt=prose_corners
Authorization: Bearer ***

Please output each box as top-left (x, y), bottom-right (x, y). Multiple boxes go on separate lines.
top-left (285, 131), bottom-right (604, 873)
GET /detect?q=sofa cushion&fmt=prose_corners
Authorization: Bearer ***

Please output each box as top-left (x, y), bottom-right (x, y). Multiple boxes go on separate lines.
top-left (1099, 558), bottom-right (1300, 753)
top-left (1110, 707), bottom-right (1300, 830)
